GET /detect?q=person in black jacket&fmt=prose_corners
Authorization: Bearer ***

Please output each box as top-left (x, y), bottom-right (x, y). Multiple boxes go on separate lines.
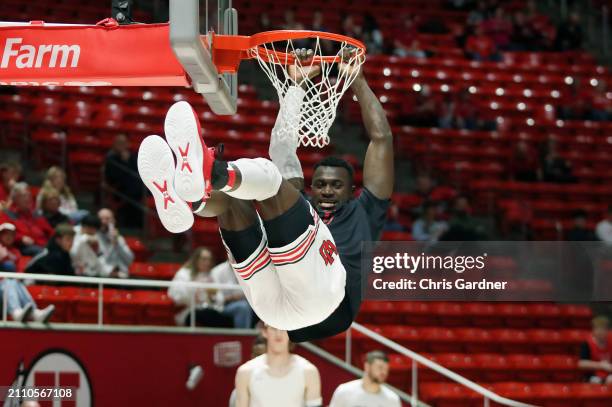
top-left (25, 223), bottom-right (76, 284)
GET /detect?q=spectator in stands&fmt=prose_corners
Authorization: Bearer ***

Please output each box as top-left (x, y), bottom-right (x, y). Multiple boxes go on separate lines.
top-left (37, 189), bottom-right (70, 228)
top-left (595, 206), bottom-right (612, 244)
top-left (482, 7), bottom-right (512, 50)
top-left (510, 11), bottom-right (544, 51)
top-left (541, 143), bottom-right (576, 183)
top-left (96, 208), bottom-right (133, 278)
top-left (312, 10), bottom-right (327, 32)
top-left (465, 25), bottom-right (501, 61)
top-left (412, 202), bottom-right (448, 242)
top-left (258, 12), bottom-right (271, 32)
top-left (103, 134), bottom-right (144, 228)
top-left (330, 350), bottom-right (401, 407)
top-left (509, 140), bottom-right (540, 182)
top-left (441, 196), bottom-right (487, 240)
top-left (71, 215), bottom-right (107, 277)
top-left (36, 166), bottom-right (87, 223)
top-left (3, 183), bottom-right (54, 256)
top-left (394, 38), bottom-right (427, 59)
top-left (25, 223), bottom-right (76, 281)
top-left (0, 277), bottom-right (55, 323)
top-left (589, 81), bottom-right (611, 122)
top-left (558, 80), bottom-right (590, 121)
top-left (566, 210), bottom-right (596, 241)
top-left (0, 223), bottom-right (20, 272)
top-left (579, 315), bottom-right (612, 384)
top-left (383, 203), bottom-right (406, 232)
top-left (210, 260), bottom-right (254, 329)
top-left (168, 247), bottom-right (232, 328)
top-left (362, 13), bottom-right (384, 54)
top-left (555, 12), bottom-right (583, 51)
top-left (282, 7), bottom-right (303, 30)
top-left (0, 161), bottom-right (21, 204)
top-left (341, 14), bottom-right (362, 40)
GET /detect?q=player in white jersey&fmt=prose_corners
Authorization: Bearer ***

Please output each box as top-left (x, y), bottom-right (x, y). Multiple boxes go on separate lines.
top-left (234, 324), bottom-right (322, 407)
top-left (330, 351), bottom-right (401, 407)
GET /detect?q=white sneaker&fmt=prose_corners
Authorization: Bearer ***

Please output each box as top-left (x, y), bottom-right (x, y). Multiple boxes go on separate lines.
top-left (33, 304), bottom-right (55, 323)
top-left (164, 101), bottom-right (206, 202)
top-left (12, 303), bottom-right (33, 323)
top-left (137, 135), bottom-right (194, 233)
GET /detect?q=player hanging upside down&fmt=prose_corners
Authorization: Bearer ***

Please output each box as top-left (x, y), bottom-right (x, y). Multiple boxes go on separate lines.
top-left (137, 50), bottom-right (394, 342)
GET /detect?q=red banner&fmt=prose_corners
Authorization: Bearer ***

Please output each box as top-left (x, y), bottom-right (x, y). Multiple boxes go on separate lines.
top-left (0, 328), bottom-right (358, 406)
top-left (0, 21), bottom-right (189, 87)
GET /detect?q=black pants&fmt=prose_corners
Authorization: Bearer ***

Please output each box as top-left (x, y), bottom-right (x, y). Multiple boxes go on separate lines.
top-left (184, 308), bottom-right (233, 328)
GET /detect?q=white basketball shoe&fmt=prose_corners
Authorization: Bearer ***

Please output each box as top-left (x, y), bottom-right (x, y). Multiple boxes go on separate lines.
top-left (137, 135), bottom-right (194, 233)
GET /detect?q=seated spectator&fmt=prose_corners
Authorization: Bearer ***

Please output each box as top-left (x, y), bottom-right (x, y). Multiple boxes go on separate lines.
top-left (510, 11), bottom-right (544, 51)
top-left (441, 196), bottom-right (487, 240)
top-left (330, 350), bottom-right (401, 407)
top-left (454, 89), bottom-right (480, 130)
top-left (412, 202), bottom-right (448, 242)
top-left (482, 6), bottom-right (512, 50)
top-left (0, 161), bottom-right (21, 203)
top-left (258, 12), bottom-right (271, 32)
top-left (465, 25), bottom-right (501, 61)
top-left (557, 80), bottom-right (591, 121)
top-left (509, 141), bottom-right (540, 182)
top-left (579, 316), bottom-right (612, 384)
top-left (25, 224), bottom-right (76, 281)
top-left (210, 260), bottom-right (254, 329)
top-left (383, 203), bottom-right (406, 232)
top-left (467, 1), bottom-right (489, 26)
top-left (168, 247), bottom-right (233, 328)
top-left (282, 7), bottom-right (303, 30)
top-left (438, 94), bottom-right (457, 129)
top-left (103, 134), bottom-right (144, 228)
top-left (555, 12), bottom-right (583, 51)
top-left (566, 210), bottom-right (596, 241)
top-left (542, 146), bottom-right (576, 183)
top-left (36, 166), bottom-right (87, 222)
top-left (362, 13), bottom-right (384, 54)
top-left (595, 206), bottom-right (612, 244)
top-left (37, 189), bottom-right (70, 228)
top-left (0, 222), bottom-right (20, 272)
top-left (3, 183), bottom-right (54, 256)
top-left (71, 215), bottom-right (107, 277)
top-left (588, 81), bottom-right (611, 122)
top-left (394, 38), bottom-right (427, 59)
top-left (0, 278), bottom-right (55, 323)
top-left (312, 10), bottom-right (327, 32)
top-left (341, 14), bottom-right (362, 40)
top-left (97, 208), bottom-right (134, 278)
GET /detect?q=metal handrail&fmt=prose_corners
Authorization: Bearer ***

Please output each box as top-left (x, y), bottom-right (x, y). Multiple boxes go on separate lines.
top-left (0, 271), bottom-right (242, 329)
top-left (349, 322), bottom-right (537, 407)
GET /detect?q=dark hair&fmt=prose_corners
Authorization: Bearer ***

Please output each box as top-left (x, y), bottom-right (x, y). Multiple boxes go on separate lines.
top-left (313, 156), bottom-right (354, 181)
top-left (572, 209), bottom-right (588, 219)
top-left (365, 350), bottom-right (389, 364)
top-left (54, 223), bottom-right (75, 237)
top-left (81, 214), bottom-right (101, 229)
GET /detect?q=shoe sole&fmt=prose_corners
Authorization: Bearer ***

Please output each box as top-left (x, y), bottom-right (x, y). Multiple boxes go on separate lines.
top-left (164, 101), bottom-right (205, 202)
top-left (137, 135), bottom-right (194, 233)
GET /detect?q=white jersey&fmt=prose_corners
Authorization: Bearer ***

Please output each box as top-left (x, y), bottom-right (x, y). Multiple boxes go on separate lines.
top-left (329, 379), bottom-right (401, 407)
top-left (247, 354), bottom-right (309, 407)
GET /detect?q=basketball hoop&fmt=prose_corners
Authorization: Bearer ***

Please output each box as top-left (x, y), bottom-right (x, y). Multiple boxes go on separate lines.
top-left (212, 31), bottom-right (367, 148)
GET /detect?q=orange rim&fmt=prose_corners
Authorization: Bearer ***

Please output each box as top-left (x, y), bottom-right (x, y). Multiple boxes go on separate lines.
top-left (213, 30), bottom-right (365, 62)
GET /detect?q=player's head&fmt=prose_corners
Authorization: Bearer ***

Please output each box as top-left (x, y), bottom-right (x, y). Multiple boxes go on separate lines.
top-left (364, 350), bottom-right (390, 385)
top-left (261, 324), bottom-right (293, 355)
top-left (592, 315), bottom-right (609, 342)
top-left (311, 156), bottom-right (355, 212)
top-left (54, 223), bottom-right (76, 252)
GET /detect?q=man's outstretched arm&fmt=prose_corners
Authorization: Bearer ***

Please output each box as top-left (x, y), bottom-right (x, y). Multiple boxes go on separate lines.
top-left (351, 72), bottom-right (394, 199)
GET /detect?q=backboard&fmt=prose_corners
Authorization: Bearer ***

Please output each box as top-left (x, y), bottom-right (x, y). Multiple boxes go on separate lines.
top-left (169, 0), bottom-right (238, 115)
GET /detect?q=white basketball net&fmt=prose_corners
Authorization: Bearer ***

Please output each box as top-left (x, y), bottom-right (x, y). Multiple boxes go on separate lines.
top-left (251, 37), bottom-right (365, 148)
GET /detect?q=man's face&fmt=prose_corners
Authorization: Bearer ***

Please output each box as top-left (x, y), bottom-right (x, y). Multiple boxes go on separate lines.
top-left (262, 326), bottom-right (290, 355)
top-left (594, 325), bottom-right (608, 343)
top-left (0, 230), bottom-right (15, 246)
top-left (310, 166), bottom-right (353, 213)
top-left (365, 359), bottom-right (390, 384)
top-left (14, 190), bottom-right (32, 211)
top-left (57, 235), bottom-right (74, 252)
top-left (98, 210), bottom-right (114, 230)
